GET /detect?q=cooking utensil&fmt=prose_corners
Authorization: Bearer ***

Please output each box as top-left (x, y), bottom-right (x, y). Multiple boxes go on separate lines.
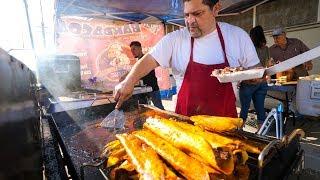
top-left (100, 109), bottom-right (125, 129)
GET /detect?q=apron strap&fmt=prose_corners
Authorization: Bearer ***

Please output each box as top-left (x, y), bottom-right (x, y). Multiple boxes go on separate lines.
top-left (190, 37), bottom-right (194, 61)
top-left (216, 23), bottom-right (229, 66)
top-left (189, 23), bottom-right (230, 66)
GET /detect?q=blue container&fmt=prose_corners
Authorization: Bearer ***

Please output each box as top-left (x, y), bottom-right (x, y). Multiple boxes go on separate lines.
top-left (160, 90), bottom-right (170, 99)
top-left (160, 86), bottom-right (177, 99)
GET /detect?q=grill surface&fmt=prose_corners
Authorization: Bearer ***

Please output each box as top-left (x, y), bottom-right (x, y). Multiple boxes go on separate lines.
top-left (48, 104), bottom-right (304, 180)
top-left (48, 99), bottom-right (145, 179)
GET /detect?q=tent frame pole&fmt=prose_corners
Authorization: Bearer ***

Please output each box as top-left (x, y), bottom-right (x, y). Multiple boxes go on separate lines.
top-left (253, 6), bottom-right (257, 27)
top-left (39, 0), bottom-right (46, 48)
top-left (318, 0), bottom-right (320, 22)
top-left (166, 21), bottom-right (185, 28)
top-left (22, 0), bottom-right (35, 50)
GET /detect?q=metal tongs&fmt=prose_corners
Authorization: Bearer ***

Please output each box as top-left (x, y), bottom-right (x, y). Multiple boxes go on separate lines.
top-left (100, 109), bottom-right (125, 129)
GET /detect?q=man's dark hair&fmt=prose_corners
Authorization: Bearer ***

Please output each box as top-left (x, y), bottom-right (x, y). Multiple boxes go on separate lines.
top-left (130, 41), bottom-right (142, 47)
top-left (250, 25), bottom-right (267, 48)
top-left (183, 0), bottom-right (219, 9)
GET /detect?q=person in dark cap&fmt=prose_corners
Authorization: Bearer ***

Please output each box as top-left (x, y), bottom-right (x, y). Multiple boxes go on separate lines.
top-left (114, 0), bottom-right (262, 118)
top-left (269, 26), bottom-right (313, 80)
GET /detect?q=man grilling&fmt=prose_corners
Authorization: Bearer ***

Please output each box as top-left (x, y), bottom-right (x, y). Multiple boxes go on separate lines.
top-left (114, 0), bottom-right (261, 117)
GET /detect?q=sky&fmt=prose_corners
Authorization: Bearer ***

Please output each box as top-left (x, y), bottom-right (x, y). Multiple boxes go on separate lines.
top-left (0, 0), bottom-right (55, 70)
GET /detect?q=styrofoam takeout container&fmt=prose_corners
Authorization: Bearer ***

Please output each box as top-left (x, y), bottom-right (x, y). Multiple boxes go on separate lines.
top-left (211, 68), bottom-right (265, 83)
top-left (266, 45), bottom-right (320, 75)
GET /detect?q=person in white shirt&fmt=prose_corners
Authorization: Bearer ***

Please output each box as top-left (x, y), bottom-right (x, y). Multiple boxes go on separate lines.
top-left (114, 0), bottom-right (261, 117)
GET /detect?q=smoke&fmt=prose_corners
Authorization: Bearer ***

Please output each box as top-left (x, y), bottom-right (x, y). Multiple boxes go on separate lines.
top-left (37, 55), bottom-right (81, 98)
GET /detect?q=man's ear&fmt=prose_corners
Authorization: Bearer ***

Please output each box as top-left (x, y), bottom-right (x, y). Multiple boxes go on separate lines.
top-left (213, 1), bottom-right (222, 17)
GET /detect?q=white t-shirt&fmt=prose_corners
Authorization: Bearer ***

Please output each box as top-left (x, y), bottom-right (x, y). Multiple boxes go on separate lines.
top-left (150, 22), bottom-right (260, 97)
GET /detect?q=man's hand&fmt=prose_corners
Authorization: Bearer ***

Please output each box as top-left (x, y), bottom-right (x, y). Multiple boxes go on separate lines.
top-left (113, 53), bottom-right (160, 108)
top-left (114, 80), bottom-right (135, 109)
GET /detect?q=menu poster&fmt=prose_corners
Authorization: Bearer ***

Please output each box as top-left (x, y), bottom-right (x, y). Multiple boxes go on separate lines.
top-left (56, 17), bottom-right (170, 91)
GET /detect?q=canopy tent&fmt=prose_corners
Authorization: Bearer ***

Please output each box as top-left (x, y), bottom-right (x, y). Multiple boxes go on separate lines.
top-left (55, 0), bottom-right (270, 26)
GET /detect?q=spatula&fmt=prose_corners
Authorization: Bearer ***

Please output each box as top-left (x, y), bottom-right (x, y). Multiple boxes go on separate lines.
top-left (100, 109), bottom-right (125, 129)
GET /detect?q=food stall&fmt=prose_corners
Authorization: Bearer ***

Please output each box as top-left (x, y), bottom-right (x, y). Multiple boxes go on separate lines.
top-left (45, 0), bottom-right (318, 179)
top-left (2, 0), bottom-right (319, 179)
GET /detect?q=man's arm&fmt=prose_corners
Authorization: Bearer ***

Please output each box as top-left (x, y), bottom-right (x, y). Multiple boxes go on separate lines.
top-left (114, 54), bottom-right (159, 108)
top-left (119, 71), bottom-right (129, 82)
top-left (114, 29), bottom-right (176, 108)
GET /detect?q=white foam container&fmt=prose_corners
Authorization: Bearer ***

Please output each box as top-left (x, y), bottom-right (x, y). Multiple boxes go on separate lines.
top-left (266, 45), bottom-right (320, 75)
top-left (296, 78), bottom-right (320, 117)
top-left (212, 68), bottom-right (265, 83)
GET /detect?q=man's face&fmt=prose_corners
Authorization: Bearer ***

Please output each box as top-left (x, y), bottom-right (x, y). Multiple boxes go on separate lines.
top-left (130, 45), bottom-right (143, 58)
top-left (273, 33), bottom-right (287, 48)
top-left (184, 0), bottom-right (219, 38)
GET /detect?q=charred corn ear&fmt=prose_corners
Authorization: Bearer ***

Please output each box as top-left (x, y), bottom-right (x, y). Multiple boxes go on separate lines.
top-left (109, 161), bottom-right (138, 180)
top-left (110, 148), bottom-right (126, 157)
top-left (101, 140), bottom-right (128, 168)
top-left (190, 115), bottom-right (243, 132)
top-left (187, 153), bottom-right (221, 174)
top-left (129, 174), bottom-right (140, 180)
top-left (101, 140), bottom-right (123, 158)
top-left (105, 139), bottom-right (121, 148)
top-left (134, 130), bottom-right (210, 180)
top-left (144, 117), bottom-right (234, 175)
top-left (171, 120), bottom-right (258, 158)
top-left (163, 164), bottom-right (178, 180)
top-left (144, 118), bottom-right (214, 165)
top-left (238, 141), bottom-right (261, 154)
top-left (211, 132), bottom-right (262, 154)
top-left (234, 164), bottom-right (250, 180)
top-left (106, 153), bottom-right (129, 168)
top-left (118, 160), bottom-right (136, 172)
top-left (107, 138), bottom-right (178, 179)
top-left (172, 120), bottom-right (237, 149)
top-left (106, 156), bottom-right (121, 168)
top-left (202, 131), bottom-right (261, 154)
top-left (116, 133), bottom-right (166, 179)
top-left (174, 118), bottom-right (261, 154)
top-left (232, 150), bottom-right (249, 165)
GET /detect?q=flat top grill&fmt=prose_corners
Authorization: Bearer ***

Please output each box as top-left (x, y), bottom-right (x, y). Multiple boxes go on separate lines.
top-left (49, 102), bottom-right (146, 179)
top-left (48, 104), bottom-right (304, 180)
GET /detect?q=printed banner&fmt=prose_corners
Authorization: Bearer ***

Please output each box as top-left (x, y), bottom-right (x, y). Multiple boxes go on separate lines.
top-left (56, 17), bottom-right (170, 91)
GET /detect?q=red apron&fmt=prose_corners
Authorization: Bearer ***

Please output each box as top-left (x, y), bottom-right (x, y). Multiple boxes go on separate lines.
top-left (175, 24), bottom-right (237, 117)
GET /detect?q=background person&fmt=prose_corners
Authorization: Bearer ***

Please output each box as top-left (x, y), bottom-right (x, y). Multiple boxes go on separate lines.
top-left (239, 25), bottom-right (269, 125)
top-left (269, 26), bottom-right (313, 81)
top-left (128, 41), bottom-right (164, 109)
